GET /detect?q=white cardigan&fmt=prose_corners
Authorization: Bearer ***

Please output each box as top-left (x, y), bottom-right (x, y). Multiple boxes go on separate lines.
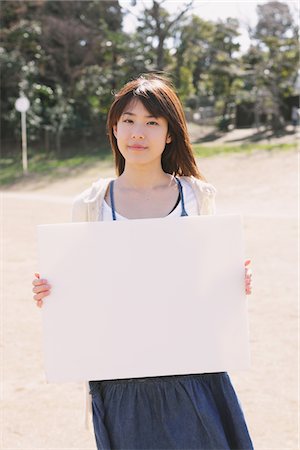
top-left (70, 175), bottom-right (217, 429)
top-left (72, 176), bottom-right (216, 222)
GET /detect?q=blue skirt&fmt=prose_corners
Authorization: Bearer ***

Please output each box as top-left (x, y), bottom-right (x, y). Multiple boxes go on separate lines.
top-left (89, 372), bottom-right (253, 450)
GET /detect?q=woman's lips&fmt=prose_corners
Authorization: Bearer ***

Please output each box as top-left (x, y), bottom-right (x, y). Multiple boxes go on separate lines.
top-left (128, 145), bottom-right (147, 150)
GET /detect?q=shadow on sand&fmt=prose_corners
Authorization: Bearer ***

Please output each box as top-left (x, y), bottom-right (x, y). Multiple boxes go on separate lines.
top-left (194, 126), bottom-right (297, 145)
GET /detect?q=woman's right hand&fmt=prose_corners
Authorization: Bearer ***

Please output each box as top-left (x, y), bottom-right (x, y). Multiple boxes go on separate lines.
top-left (32, 273), bottom-right (51, 308)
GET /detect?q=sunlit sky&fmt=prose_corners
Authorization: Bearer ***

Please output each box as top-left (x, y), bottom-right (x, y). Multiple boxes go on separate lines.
top-left (119, 0), bottom-right (299, 53)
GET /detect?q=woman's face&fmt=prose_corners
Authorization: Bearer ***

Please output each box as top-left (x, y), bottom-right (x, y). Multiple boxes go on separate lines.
top-left (113, 99), bottom-right (171, 168)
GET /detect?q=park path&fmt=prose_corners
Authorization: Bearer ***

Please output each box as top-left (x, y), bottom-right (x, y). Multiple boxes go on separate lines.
top-left (1, 148), bottom-right (298, 449)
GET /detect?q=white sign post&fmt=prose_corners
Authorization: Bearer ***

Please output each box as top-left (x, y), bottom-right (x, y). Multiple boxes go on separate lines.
top-left (15, 95), bottom-right (30, 175)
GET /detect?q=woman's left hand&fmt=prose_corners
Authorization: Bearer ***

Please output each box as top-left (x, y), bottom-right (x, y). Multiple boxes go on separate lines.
top-left (244, 259), bottom-right (252, 295)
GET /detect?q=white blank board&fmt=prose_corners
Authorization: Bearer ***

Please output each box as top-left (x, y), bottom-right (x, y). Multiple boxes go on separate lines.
top-left (37, 215), bottom-right (250, 382)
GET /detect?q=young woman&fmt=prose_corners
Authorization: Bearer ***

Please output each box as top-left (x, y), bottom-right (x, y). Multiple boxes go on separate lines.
top-left (32, 73), bottom-right (253, 450)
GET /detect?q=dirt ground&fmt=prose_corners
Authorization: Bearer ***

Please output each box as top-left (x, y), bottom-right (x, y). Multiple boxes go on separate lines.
top-left (1, 143), bottom-right (298, 449)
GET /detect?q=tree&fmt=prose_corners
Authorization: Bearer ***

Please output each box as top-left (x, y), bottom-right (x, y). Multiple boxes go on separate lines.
top-left (0, 1), bottom-right (45, 151)
top-left (247, 1), bottom-right (299, 131)
top-left (174, 15), bottom-right (215, 97)
top-left (174, 15), bottom-right (243, 130)
top-left (1, 0), bottom-right (127, 156)
top-left (38, 0), bottom-right (125, 152)
top-left (131, 0), bottom-right (193, 71)
top-left (39, 1), bottom-right (123, 96)
top-left (209, 18), bottom-right (242, 129)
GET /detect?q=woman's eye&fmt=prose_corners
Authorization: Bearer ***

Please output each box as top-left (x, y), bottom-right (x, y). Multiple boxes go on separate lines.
top-left (122, 119), bottom-right (159, 125)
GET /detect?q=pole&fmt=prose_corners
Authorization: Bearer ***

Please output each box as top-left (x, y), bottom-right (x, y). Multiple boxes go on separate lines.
top-left (21, 111), bottom-right (28, 175)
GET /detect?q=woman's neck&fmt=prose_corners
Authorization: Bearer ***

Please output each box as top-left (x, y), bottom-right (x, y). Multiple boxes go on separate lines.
top-left (117, 163), bottom-right (173, 191)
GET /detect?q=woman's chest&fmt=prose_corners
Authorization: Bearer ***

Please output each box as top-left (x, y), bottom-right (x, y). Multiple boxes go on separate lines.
top-left (104, 185), bottom-right (180, 220)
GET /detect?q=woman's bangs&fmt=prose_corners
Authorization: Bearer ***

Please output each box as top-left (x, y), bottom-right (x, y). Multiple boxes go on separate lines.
top-left (138, 93), bottom-right (169, 120)
top-left (117, 88), bottom-right (169, 121)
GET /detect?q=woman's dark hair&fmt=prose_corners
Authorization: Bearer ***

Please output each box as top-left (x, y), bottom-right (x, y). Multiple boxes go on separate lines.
top-left (107, 73), bottom-right (205, 180)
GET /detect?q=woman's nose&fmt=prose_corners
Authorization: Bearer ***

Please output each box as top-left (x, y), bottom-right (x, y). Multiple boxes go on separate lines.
top-left (131, 125), bottom-right (145, 139)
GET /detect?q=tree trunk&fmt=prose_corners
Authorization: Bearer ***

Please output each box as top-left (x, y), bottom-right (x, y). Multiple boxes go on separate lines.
top-left (156, 37), bottom-right (165, 70)
top-left (55, 127), bottom-right (63, 156)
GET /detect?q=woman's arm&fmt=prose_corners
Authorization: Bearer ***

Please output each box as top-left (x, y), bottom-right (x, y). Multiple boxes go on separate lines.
top-left (245, 260), bottom-right (252, 295)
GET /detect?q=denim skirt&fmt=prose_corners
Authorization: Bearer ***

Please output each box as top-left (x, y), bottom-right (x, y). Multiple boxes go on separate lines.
top-left (89, 372), bottom-right (253, 450)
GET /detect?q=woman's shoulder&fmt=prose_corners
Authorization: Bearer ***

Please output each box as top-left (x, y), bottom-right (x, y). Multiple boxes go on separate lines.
top-left (180, 176), bottom-right (217, 197)
top-left (73, 177), bottom-right (113, 203)
top-left (71, 177), bottom-right (114, 222)
top-left (180, 176), bottom-right (216, 215)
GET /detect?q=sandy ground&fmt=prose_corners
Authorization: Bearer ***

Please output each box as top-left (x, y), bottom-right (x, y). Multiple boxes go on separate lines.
top-left (1, 145), bottom-right (298, 449)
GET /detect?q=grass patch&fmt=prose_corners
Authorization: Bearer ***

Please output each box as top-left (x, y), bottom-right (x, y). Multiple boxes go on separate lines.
top-left (0, 151), bottom-right (113, 186)
top-left (0, 142), bottom-right (297, 186)
top-left (192, 142), bottom-right (297, 157)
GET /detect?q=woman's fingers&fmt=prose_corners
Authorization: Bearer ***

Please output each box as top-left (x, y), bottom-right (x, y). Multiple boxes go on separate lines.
top-left (32, 283), bottom-right (51, 293)
top-left (32, 278), bottom-right (48, 286)
top-left (245, 268), bottom-right (252, 278)
top-left (244, 259), bottom-right (252, 295)
top-left (245, 276), bottom-right (252, 294)
top-left (245, 260), bottom-right (252, 279)
top-left (33, 291), bottom-right (50, 301)
top-left (33, 273), bottom-right (51, 307)
top-left (245, 259), bottom-right (252, 275)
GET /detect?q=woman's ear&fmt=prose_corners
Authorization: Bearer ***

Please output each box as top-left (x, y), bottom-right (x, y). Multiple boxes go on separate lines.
top-left (113, 125), bottom-right (118, 139)
top-left (166, 134), bottom-right (172, 144)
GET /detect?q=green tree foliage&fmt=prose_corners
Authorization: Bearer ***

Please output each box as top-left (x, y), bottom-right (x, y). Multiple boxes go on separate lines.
top-left (135, 0), bottom-right (192, 71)
top-left (1, 0), bottom-right (299, 159)
top-left (244, 1), bottom-right (299, 131)
top-left (1, 1), bottom-right (44, 146)
top-left (174, 15), bottom-right (215, 96)
top-left (174, 15), bottom-right (242, 130)
top-left (208, 18), bottom-right (242, 129)
top-left (1, 0), bottom-right (125, 156)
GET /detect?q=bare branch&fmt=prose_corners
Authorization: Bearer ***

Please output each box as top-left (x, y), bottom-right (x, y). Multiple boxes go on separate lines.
top-left (166, 0), bottom-right (193, 33)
